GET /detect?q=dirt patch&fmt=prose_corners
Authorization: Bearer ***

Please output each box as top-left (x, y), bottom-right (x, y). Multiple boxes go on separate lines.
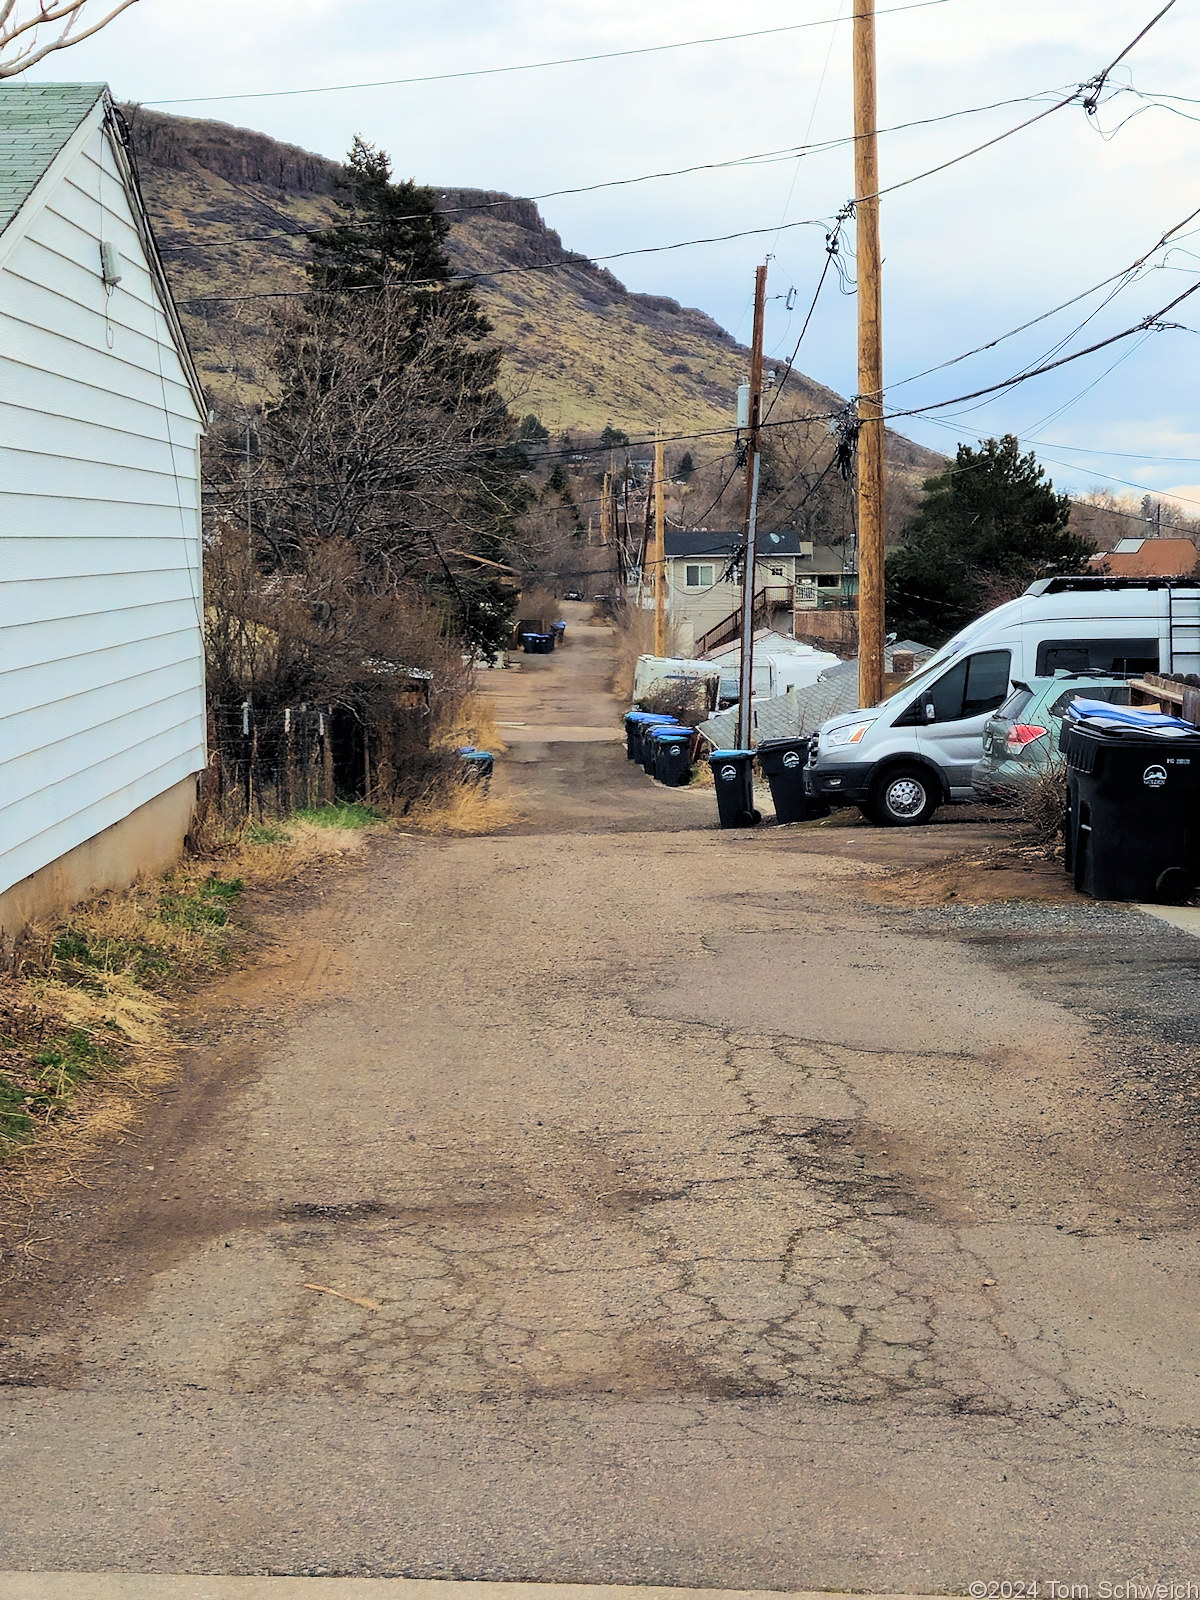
top-left (868, 842), bottom-right (1077, 907)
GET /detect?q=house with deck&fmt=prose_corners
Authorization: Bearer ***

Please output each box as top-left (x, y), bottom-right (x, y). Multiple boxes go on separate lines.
top-left (660, 529), bottom-right (857, 655)
top-left (0, 84), bottom-right (208, 934)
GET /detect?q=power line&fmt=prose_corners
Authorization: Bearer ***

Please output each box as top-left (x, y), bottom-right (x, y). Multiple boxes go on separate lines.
top-left (1081, 0), bottom-right (1179, 113)
top-left (175, 24), bottom-right (1177, 311)
top-left (887, 276), bottom-right (1200, 421)
top-left (143, 0), bottom-right (960, 107)
top-left (174, 215), bottom-right (834, 305)
top-left (885, 201), bottom-right (1200, 397)
top-left (157, 87), bottom-right (1071, 255)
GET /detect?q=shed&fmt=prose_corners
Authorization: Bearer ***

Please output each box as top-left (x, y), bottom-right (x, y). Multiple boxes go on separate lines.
top-left (0, 84), bottom-right (208, 934)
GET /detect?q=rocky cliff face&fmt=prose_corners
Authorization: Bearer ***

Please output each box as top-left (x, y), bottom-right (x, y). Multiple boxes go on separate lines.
top-left (122, 106), bottom-right (941, 476)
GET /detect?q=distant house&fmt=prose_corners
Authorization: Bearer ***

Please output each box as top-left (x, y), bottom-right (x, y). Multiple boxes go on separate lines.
top-left (1089, 537), bottom-right (1198, 579)
top-left (659, 529), bottom-right (857, 655)
top-left (0, 84), bottom-right (208, 935)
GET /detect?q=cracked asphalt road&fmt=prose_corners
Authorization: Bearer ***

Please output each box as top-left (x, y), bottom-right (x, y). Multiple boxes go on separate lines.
top-left (4, 606), bottom-right (1200, 1588)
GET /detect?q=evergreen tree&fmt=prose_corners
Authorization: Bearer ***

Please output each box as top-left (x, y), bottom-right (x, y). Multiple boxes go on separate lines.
top-left (261, 138), bottom-right (527, 659)
top-left (599, 423), bottom-right (629, 449)
top-left (518, 413), bottom-right (550, 442)
top-left (886, 436), bottom-right (1091, 644)
top-left (677, 450), bottom-right (695, 482)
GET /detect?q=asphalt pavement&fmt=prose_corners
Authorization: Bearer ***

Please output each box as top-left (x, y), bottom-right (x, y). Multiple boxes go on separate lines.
top-left (3, 606), bottom-right (1200, 1592)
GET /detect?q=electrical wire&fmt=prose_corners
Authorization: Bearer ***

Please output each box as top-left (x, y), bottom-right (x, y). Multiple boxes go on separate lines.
top-left (158, 87), bottom-right (1076, 256)
top-left (175, 30), bottom-right (1175, 311)
top-left (175, 215), bottom-right (836, 305)
top-left (144, 0), bottom-right (961, 107)
top-left (886, 275), bottom-right (1200, 421)
top-left (884, 200), bottom-right (1200, 400)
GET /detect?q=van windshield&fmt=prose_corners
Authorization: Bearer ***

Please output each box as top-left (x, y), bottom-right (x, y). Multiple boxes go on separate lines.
top-left (878, 651), bottom-right (959, 710)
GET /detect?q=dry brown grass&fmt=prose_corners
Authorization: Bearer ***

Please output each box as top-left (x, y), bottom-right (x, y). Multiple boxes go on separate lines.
top-left (0, 811), bottom-right (382, 1195)
top-left (406, 781), bottom-right (518, 836)
top-left (443, 691), bottom-right (508, 756)
top-left (610, 604), bottom-right (690, 705)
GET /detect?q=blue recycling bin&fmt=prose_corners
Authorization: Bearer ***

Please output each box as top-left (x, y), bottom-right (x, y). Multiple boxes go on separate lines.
top-left (632, 714), bottom-right (676, 770)
top-left (652, 726), bottom-right (694, 786)
top-left (624, 710), bottom-right (662, 760)
top-left (643, 723), bottom-right (681, 777)
top-left (708, 749), bottom-right (760, 828)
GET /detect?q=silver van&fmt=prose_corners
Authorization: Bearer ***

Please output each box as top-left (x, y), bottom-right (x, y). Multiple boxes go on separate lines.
top-left (807, 576), bottom-right (1200, 825)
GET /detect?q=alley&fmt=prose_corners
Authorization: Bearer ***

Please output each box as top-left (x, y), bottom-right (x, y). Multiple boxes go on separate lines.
top-left (4, 608), bottom-right (1200, 1588)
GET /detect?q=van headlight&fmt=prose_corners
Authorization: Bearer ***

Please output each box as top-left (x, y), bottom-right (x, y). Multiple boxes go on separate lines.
top-left (824, 719), bottom-right (874, 749)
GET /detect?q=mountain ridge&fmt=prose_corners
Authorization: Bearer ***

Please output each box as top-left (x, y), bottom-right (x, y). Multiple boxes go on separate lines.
top-left (123, 106), bottom-right (940, 481)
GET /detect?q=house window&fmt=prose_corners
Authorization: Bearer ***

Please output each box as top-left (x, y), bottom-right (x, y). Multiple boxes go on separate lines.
top-left (816, 574), bottom-right (841, 588)
top-left (769, 565), bottom-right (785, 577)
top-left (685, 563), bottom-right (715, 588)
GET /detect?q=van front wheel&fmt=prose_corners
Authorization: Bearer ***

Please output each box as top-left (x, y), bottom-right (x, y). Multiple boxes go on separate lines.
top-left (866, 764), bottom-right (940, 827)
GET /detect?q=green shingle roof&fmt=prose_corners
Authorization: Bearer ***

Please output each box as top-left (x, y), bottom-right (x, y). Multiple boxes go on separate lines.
top-left (0, 83), bottom-right (106, 236)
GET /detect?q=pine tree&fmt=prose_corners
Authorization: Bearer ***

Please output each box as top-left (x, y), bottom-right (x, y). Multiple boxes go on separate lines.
top-left (886, 436), bottom-right (1091, 644)
top-left (260, 138), bottom-right (527, 659)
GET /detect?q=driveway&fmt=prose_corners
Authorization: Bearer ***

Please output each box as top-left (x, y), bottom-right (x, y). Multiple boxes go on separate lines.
top-left (3, 607), bottom-right (1200, 1589)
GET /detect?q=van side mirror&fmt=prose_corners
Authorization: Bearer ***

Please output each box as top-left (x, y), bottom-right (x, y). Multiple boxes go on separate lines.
top-left (924, 702), bottom-right (937, 723)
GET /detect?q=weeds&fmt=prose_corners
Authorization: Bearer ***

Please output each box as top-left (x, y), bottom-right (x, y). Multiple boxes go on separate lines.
top-left (0, 808), bottom-right (383, 1174)
top-left (293, 801), bottom-right (382, 830)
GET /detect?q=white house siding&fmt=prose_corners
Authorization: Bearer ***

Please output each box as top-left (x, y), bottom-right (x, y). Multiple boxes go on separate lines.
top-left (0, 108), bottom-right (206, 898)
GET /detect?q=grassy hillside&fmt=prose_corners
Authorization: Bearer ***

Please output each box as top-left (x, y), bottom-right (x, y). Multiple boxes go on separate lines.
top-left (125, 107), bottom-right (941, 483)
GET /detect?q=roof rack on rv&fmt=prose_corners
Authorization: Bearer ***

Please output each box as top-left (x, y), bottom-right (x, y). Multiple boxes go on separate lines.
top-left (1025, 576), bottom-right (1200, 596)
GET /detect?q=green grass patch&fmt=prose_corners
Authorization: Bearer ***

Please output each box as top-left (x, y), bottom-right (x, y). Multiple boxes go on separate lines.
top-left (293, 801), bottom-right (383, 830)
top-left (52, 928), bottom-right (172, 983)
top-left (0, 1030), bottom-right (121, 1146)
top-left (247, 821), bottom-right (291, 844)
top-left (158, 875), bottom-right (244, 929)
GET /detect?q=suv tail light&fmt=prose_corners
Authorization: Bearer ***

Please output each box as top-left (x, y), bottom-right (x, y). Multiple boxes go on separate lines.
top-left (1005, 723), bottom-right (1048, 754)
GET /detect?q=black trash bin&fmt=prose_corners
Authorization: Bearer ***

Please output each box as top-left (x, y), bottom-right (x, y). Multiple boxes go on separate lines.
top-left (1065, 718), bottom-right (1200, 902)
top-left (624, 710), bottom-right (648, 759)
top-left (756, 737), bottom-right (827, 823)
top-left (708, 749), bottom-right (760, 828)
top-left (641, 717), bottom-right (681, 774)
top-left (652, 726), bottom-right (694, 787)
top-left (457, 747), bottom-right (495, 786)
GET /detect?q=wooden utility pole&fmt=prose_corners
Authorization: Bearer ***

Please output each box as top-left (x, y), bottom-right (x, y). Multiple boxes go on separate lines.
top-left (653, 429), bottom-right (668, 657)
top-left (736, 261), bottom-right (769, 751)
top-left (853, 0), bottom-right (885, 710)
top-left (600, 471), bottom-right (611, 545)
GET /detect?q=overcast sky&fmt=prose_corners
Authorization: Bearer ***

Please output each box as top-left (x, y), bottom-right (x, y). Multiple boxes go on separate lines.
top-left (28, 0), bottom-right (1200, 511)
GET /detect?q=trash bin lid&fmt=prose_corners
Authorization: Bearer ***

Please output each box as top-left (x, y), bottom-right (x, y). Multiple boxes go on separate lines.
top-left (755, 737), bottom-right (810, 752)
top-left (1074, 715), bottom-right (1200, 742)
top-left (461, 749), bottom-right (493, 761)
top-left (627, 710), bottom-right (668, 722)
top-left (707, 748), bottom-right (754, 759)
top-left (651, 727), bottom-right (689, 741)
top-left (1069, 700), bottom-right (1194, 731)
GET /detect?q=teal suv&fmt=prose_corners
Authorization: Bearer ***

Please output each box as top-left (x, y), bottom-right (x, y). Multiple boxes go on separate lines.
top-left (971, 672), bottom-right (1133, 805)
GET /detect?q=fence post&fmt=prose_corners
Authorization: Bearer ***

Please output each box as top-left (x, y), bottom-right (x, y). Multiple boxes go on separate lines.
top-left (283, 705), bottom-right (295, 814)
top-left (241, 700), bottom-right (253, 819)
top-left (320, 709), bottom-right (335, 803)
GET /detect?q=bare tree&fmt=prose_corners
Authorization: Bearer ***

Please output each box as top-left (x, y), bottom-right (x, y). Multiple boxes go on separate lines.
top-left (0, 0), bottom-right (138, 77)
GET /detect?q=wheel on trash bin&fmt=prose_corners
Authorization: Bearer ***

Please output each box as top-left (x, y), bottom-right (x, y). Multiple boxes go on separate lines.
top-left (865, 763), bottom-right (939, 827)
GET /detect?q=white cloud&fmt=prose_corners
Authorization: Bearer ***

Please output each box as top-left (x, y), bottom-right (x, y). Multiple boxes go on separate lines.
top-left (22, 0), bottom-right (1200, 494)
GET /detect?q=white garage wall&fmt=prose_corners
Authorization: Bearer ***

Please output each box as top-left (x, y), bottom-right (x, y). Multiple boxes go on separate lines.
top-left (0, 101), bottom-right (206, 897)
